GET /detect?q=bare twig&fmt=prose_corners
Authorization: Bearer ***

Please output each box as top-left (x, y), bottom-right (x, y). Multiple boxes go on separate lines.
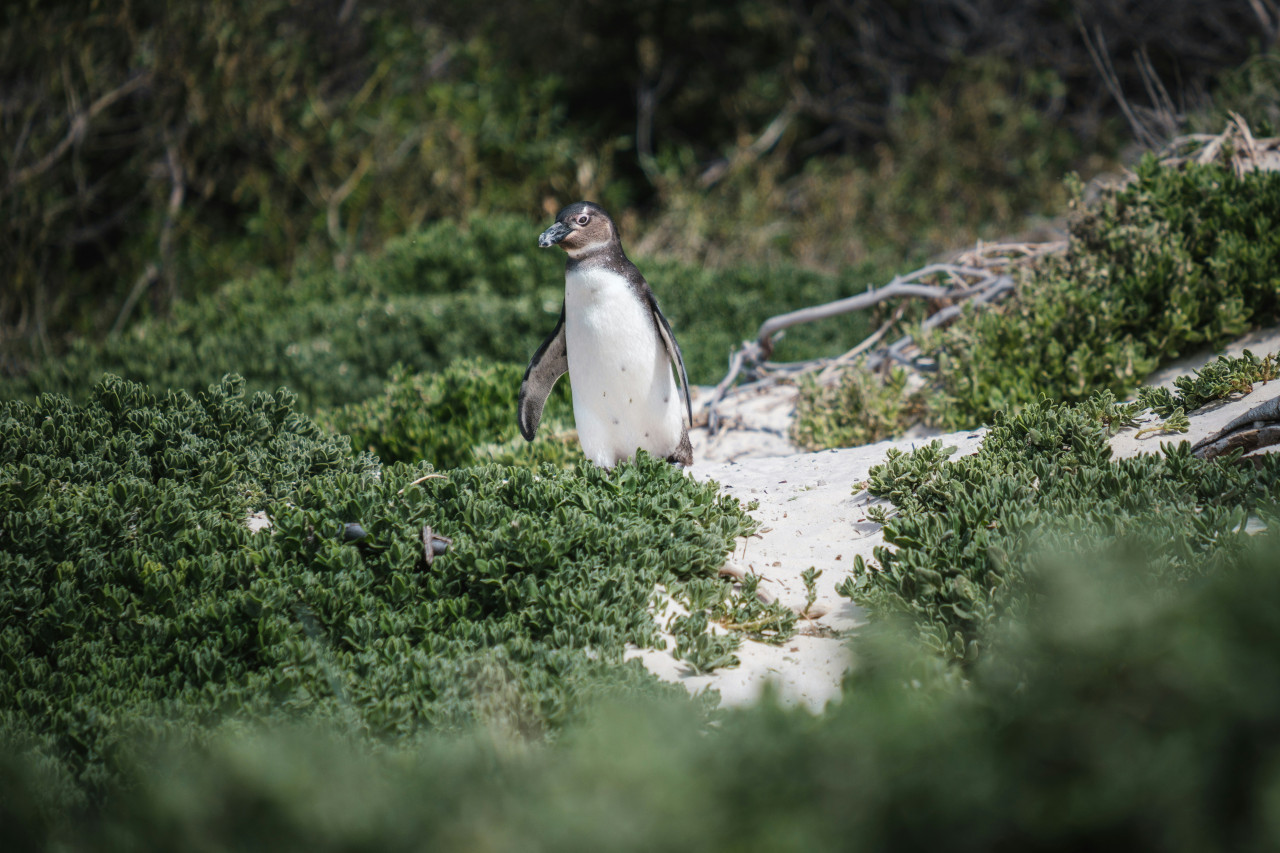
top-left (109, 264), bottom-right (160, 339)
top-left (815, 302), bottom-right (907, 384)
top-left (1079, 20), bottom-right (1162, 150)
top-left (1135, 47), bottom-right (1181, 140)
top-left (1245, 0), bottom-right (1280, 46)
top-left (326, 151), bottom-right (374, 253)
top-left (953, 240), bottom-right (1067, 268)
top-left (699, 105), bottom-right (796, 188)
top-left (635, 50), bottom-right (678, 186)
top-left (111, 138), bottom-right (185, 337)
top-left (5, 72), bottom-right (152, 191)
top-left (1159, 116), bottom-right (1280, 178)
top-left (397, 473), bottom-right (447, 495)
top-left (707, 348), bottom-right (749, 433)
top-left (157, 141), bottom-right (186, 309)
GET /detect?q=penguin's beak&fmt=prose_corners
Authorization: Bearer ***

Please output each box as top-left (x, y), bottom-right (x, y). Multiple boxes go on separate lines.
top-left (538, 221), bottom-right (572, 248)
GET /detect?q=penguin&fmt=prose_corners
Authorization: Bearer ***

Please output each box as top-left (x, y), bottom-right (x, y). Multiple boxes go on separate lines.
top-left (518, 201), bottom-right (694, 468)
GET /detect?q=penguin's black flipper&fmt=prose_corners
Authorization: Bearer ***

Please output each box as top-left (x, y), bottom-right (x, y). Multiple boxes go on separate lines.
top-left (518, 305), bottom-right (569, 440)
top-left (647, 292), bottom-right (693, 429)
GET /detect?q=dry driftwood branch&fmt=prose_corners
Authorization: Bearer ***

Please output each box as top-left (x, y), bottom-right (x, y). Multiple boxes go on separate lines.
top-left (1160, 114), bottom-right (1280, 177)
top-left (1191, 393), bottom-right (1280, 460)
top-left (815, 302), bottom-right (907, 384)
top-left (952, 240), bottom-right (1067, 268)
top-left (704, 253), bottom-right (1031, 433)
top-left (755, 263), bottom-right (990, 353)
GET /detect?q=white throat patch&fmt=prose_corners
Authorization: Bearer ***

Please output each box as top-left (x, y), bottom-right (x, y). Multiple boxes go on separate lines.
top-left (565, 237), bottom-right (612, 258)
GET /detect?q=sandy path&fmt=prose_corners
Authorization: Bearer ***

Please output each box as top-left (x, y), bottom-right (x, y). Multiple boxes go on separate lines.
top-left (627, 327), bottom-right (1280, 711)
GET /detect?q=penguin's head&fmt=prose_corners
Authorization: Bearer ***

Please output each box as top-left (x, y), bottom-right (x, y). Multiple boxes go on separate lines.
top-left (538, 202), bottom-right (617, 258)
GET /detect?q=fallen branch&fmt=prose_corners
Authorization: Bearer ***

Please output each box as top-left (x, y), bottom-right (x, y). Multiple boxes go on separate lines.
top-left (1160, 113), bottom-right (1280, 178)
top-left (705, 256), bottom-right (1026, 433)
top-left (1191, 393), bottom-right (1280, 460)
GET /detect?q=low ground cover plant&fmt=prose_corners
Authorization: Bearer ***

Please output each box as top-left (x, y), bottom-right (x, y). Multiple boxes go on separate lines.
top-left (843, 357), bottom-right (1280, 666)
top-left (0, 374), bottom-right (764, 803)
top-left (318, 360), bottom-right (579, 469)
top-left (6, 520), bottom-right (1279, 850)
top-left (4, 364), bottom-right (1279, 850)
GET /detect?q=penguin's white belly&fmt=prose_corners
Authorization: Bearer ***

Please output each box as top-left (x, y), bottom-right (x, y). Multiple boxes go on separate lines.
top-left (564, 267), bottom-right (684, 468)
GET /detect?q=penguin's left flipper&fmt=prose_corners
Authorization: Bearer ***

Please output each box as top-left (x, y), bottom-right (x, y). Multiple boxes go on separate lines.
top-left (647, 291), bottom-right (693, 429)
top-left (518, 306), bottom-right (569, 441)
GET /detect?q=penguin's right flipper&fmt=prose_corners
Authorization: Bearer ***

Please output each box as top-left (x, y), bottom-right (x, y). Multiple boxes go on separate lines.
top-left (518, 306), bottom-right (569, 441)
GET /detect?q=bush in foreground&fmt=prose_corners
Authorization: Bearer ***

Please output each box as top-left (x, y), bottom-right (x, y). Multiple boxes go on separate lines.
top-left (5, 532), bottom-right (1280, 851)
top-left (0, 375), bottom-right (757, 802)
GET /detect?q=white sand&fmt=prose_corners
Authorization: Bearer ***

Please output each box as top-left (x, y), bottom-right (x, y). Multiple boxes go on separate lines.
top-left (628, 327), bottom-right (1280, 712)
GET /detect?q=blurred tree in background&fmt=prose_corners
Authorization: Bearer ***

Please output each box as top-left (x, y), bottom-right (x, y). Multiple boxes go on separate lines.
top-left (1, 0), bottom-right (1274, 373)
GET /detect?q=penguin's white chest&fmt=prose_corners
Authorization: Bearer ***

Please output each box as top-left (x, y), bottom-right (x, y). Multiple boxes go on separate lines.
top-left (564, 267), bottom-right (683, 467)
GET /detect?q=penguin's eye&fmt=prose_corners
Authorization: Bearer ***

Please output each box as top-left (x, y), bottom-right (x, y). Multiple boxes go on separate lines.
top-left (575, 214), bottom-right (590, 226)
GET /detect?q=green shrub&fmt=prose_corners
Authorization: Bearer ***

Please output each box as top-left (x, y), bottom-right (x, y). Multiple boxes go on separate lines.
top-left (797, 159), bottom-right (1280, 448)
top-left (1, 215), bottom-right (873, 411)
top-left (792, 365), bottom-right (925, 451)
top-left (926, 159), bottom-right (1280, 430)
top-left (6, 533), bottom-right (1280, 851)
top-left (843, 386), bottom-right (1280, 666)
top-left (0, 374), bottom-right (759, 801)
top-left (1, 217), bottom-right (561, 410)
top-left (1137, 349), bottom-right (1280, 418)
top-left (319, 360), bottom-right (578, 469)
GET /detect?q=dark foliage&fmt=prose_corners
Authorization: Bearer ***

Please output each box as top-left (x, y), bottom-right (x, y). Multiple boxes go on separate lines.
top-left (790, 0), bottom-right (1265, 150)
top-left (3, 0), bottom-right (1269, 368)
